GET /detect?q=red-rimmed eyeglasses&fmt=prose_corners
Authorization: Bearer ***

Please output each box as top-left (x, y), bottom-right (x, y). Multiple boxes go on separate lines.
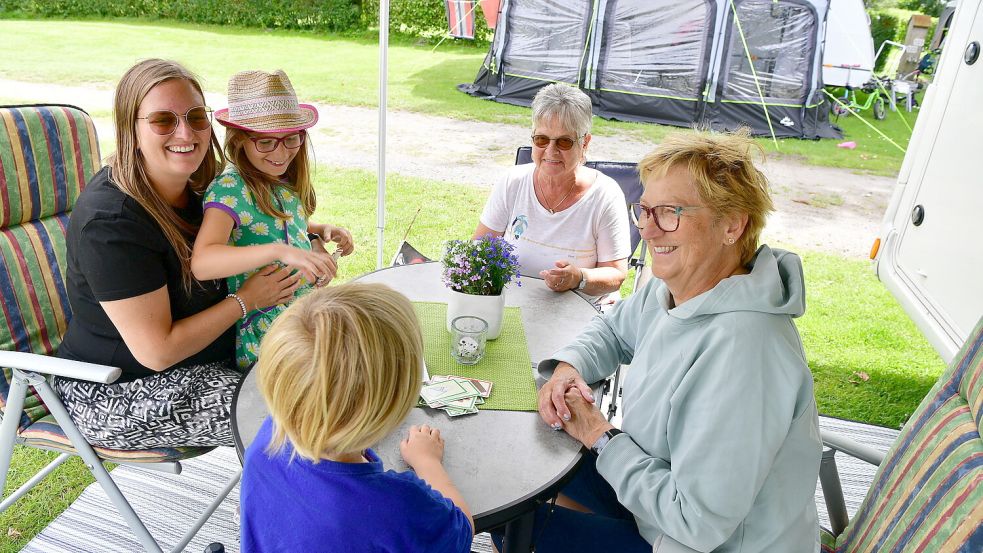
top-left (629, 203), bottom-right (704, 232)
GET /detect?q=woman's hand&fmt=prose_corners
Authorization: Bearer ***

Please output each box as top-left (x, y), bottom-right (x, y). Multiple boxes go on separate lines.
top-left (538, 362), bottom-right (595, 429)
top-left (561, 389), bottom-right (614, 448)
top-left (539, 260), bottom-right (583, 292)
top-left (321, 224), bottom-right (355, 257)
top-left (400, 425), bottom-right (445, 470)
top-left (277, 245), bottom-right (338, 286)
top-left (235, 264), bottom-right (302, 311)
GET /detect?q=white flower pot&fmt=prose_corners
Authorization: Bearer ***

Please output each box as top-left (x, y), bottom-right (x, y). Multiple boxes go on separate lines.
top-left (446, 288), bottom-right (506, 340)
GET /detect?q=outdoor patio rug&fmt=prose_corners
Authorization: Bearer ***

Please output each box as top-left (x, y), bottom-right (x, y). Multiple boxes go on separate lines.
top-left (23, 416), bottom-right (898, 552)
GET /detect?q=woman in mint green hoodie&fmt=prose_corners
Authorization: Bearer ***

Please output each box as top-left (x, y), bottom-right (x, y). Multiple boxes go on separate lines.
top-left (525, 130), bottom-right (823, 553)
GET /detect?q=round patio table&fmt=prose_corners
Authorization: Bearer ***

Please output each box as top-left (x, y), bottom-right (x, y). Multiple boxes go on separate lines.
top-left (232, 262), bottom-right (601, 551)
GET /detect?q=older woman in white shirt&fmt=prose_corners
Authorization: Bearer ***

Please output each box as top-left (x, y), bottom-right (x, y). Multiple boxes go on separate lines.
top-left (473, 84), bottom-right (630, 304)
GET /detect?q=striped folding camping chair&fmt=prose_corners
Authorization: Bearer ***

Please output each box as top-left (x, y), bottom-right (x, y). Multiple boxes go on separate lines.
top-left (818, 315), bottom-right (983, 552)
top-left (0, 104), bottom-right (239, 552)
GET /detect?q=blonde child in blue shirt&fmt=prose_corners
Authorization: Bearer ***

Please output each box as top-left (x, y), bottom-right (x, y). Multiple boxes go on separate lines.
top-left (241, 283), bottom-right (474, 552)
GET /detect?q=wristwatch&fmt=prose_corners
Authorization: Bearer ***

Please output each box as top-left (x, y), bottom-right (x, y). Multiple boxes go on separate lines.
top-left (577, 269), bottom-right (588, 290)
top-left (589, 428), bottom-right (623, 457)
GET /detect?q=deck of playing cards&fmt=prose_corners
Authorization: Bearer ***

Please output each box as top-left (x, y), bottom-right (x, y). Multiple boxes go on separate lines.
top-left (418, 375), bottom-right (493, 417)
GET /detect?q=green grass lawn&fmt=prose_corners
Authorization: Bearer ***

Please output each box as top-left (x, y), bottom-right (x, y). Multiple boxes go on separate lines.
top-left (2, 166), bottom-right (944, 550)
top-left (0, 18), bottom-right (916, 175)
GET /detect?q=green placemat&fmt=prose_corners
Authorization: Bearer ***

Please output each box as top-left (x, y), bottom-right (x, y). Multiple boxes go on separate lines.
top-left (414, 302), bottom-right (537, 411)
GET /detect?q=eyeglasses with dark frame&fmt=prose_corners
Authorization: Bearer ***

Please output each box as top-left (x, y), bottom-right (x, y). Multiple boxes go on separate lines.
top-left (629, 203), bottom-right (704, 232)
top-left (136, 106), bottom-right (213, 136)
top-left (530, 134), bottom-right (584, 151)
top-left (249, 132), bottom-right (306, 153)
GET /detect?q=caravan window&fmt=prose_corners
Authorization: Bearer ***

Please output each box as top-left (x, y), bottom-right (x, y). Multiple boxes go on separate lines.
top-left (721, 0), bottom-right (815, 103)
top-left (596, 0), bottom-right (712, 99)
top-left (501, 0), bottom-right (592, 85)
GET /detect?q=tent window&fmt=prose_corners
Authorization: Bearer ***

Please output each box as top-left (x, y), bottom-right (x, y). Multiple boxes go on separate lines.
top-left (597, 0), bottom-right (711, 98)
top-left (501, 0), bottom-right (592, 83)
top-left (722, 0), bottom-right (815, 102)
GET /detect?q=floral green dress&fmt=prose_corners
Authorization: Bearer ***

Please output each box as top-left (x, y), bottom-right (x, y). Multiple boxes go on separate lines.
top-left (203, 168), bottom-right (313, 369)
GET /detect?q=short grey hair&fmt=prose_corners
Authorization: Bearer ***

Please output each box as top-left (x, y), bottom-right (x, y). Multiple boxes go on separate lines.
top-left (531, 84), bottom-right (593, 137)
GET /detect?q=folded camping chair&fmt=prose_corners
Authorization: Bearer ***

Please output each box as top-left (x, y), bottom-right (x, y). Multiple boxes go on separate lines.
top-left (818, 314), bottom-right (983, 552)
top-left (0, 105), bottom-right (239, 552)
top-left (515, 147), bottom-right (643, 420)
top-left (390, 240), bottom-right (432, 266)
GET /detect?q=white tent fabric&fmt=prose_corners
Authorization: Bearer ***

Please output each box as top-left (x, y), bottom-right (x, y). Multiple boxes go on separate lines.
top-left (823, 0), bottom-right (875, 87)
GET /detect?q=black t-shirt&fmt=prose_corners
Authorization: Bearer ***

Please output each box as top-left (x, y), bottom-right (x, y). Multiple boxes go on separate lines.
top-left (58, 167), bottom-right (235, 382)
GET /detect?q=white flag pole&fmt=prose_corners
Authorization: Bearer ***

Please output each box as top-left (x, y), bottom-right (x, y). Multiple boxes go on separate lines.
top-left (377, 0), bottom-right (390, 269)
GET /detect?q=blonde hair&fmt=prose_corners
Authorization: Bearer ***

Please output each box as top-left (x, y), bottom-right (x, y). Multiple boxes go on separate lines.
top-left (639, 129), bottom-right (773, 266)
top-left (257, 283), bottom-right (423, 461)
top-left (107, 59), bottom-right (225, 292)
top-left (224, 127), bottom-right (316, 220)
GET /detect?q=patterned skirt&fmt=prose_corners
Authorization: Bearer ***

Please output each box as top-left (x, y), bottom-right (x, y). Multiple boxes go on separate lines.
top-left (53, 360), bottom-right (241, 450)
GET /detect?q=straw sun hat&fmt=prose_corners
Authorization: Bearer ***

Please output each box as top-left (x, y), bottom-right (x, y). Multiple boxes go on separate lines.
top-left (215, 70), bottom-right (318, 133)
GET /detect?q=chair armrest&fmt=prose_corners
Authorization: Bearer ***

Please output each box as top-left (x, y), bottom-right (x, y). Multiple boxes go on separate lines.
top-left (821, 429), bottom-right (885, 466)
top-left (0, 351), bottom-right (121, 383)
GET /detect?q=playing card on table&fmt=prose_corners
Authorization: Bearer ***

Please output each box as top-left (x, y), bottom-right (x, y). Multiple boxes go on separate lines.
top-left (420, 379), bottom-right (478, 407)
top-left (431, 375), bottom-right (493, 398)
top-left (420, 375), bottom-right (490, 416)
top-left (445, 406), bottom-right (479, 417)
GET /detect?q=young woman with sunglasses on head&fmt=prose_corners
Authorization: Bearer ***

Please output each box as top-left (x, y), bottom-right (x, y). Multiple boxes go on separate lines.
top-left (55, 59), bottom-right (299, 449)
top-left (473, 84), bottom-right (630, 308)
top-left (191, 69), bottom-right (354, 370)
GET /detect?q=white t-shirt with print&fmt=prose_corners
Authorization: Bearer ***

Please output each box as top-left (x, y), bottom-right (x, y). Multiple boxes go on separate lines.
top-left (479, 163), bottom-right (631, 279)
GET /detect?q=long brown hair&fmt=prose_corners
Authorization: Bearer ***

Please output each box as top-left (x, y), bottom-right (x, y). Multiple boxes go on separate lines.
top-left (224, 128), bottom-right (316, 219)
top-left (107, 59), bottom-right (225, 291)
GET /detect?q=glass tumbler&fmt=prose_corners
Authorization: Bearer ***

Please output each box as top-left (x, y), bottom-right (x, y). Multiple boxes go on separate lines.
top-left (450, 316), bottom-right (488, 365)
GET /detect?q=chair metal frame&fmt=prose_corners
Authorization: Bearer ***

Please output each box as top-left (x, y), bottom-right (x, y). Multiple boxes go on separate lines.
top-left (0, 104), bottom-right (239, 552)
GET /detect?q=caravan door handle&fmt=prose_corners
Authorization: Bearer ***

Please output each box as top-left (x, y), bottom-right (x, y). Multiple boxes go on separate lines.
top-left (911, 205), bottom-right (925, 226)
top-left (965, 42), bottom-right (980, 65)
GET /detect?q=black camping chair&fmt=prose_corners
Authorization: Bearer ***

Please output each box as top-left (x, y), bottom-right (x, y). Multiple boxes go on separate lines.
top-left (390, 240), bottom-right (432, 267)
top-left (515, 147), bottom-right (643, 420)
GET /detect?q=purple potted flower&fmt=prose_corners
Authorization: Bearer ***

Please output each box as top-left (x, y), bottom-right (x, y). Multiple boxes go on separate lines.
top-left (441, 235), bottom-right (521, 339)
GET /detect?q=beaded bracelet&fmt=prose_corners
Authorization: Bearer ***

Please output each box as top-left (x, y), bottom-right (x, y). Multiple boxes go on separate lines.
top-left (227, 293), bottom-right (248, 318)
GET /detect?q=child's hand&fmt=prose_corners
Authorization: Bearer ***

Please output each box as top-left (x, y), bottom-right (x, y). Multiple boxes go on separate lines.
top-left (323, 225), bottom-right (355, 256)
top-left (236, 265), bottom-right (301, 311)
top-left (278, 245), bottom-right (337, 286)
top-left (400, 425), bottom-right (445, 469)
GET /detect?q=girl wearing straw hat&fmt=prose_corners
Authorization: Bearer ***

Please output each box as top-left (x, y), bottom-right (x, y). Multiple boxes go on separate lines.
top-left (191, 69), bottom-right (354, 370)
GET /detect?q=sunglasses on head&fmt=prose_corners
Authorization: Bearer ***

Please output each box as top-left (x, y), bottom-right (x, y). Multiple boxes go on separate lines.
top-left (531, 134), bottom-right (583, 151)
top-left (137, 106), bottom-right (213, 136)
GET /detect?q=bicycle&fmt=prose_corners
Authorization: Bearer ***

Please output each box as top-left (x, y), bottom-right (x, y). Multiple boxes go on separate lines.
top-left (829, 75), bottom-right (893, 120)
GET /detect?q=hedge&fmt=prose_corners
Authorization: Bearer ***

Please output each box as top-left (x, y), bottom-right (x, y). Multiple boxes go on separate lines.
top-left (0, 0), bottom-right (364, 32)
top-left (0, 0), bottom-right (494, 43)
top-left (869, 8), bottom-right (937, 73)
top-left (361, 0), bottom-right (492, 43)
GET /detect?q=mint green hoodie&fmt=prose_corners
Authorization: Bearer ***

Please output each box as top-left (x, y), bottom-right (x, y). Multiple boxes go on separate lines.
top-left (544, 246), bottom-right (821, 552)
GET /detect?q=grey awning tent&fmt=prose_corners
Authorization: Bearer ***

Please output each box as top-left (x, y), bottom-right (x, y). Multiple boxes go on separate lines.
top-left (459, 0), bottom-right (842, 139)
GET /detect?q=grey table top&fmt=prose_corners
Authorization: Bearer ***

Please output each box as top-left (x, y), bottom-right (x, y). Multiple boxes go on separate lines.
top-left (232, 262), bottom-right (600, 529)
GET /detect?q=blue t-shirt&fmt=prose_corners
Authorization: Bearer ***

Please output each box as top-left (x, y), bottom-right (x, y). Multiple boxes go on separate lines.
top-left (241, 417), bottom-right (473, 552)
